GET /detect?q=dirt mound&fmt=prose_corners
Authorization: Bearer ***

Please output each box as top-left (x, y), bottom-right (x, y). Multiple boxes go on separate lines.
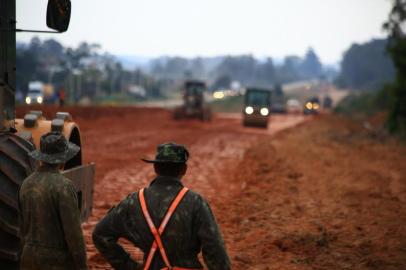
top-left (223, 115), bottom-right (406, 269)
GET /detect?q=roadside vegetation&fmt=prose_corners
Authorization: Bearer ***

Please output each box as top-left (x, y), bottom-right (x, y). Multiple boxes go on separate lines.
top-left (336, 0), bottom-right (406, 139)
top-left (335, 87), bottom-right (392, 116)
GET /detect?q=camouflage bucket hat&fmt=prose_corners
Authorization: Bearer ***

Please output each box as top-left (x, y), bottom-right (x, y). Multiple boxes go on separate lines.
top-left (142, 142), bottom-right (189, 164)
top-left (29, 132), bottom-right (80, 164)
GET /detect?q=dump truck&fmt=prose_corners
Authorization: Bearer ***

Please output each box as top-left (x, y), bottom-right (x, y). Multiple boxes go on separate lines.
top-left (303, 96), bottom-right (321, 115)
top-left (173, 80), bottom-right (212, 121)
top-left (243, 87), bottom-right (271, 128)
top-left (0, 1), bottom-right (94, 269)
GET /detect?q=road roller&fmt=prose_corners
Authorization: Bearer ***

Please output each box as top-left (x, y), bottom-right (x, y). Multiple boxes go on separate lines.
top-left (0, 1), bottom-right (94, 269)
top-left (243, 87), bottom-right (271, 128)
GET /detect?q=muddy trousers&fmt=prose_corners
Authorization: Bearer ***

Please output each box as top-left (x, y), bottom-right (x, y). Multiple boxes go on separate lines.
top-left (20, 245), bottom-right (78, 270)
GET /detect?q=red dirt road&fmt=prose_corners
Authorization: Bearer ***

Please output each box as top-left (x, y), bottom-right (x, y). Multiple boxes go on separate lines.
top-left (16, 106), bottom-right (406, 269)
top-left (17, 106), bottom-right (306, 268)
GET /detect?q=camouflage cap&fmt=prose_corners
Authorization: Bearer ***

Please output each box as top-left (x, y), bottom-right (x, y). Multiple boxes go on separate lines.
top-left (29, 132), bottom-right (80, 164)
top-left (142, 142), bottom-right (189, 164)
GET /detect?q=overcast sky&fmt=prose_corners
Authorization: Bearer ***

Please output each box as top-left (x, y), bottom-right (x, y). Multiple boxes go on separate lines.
top-left (16, 0), bottom-right (392, 64)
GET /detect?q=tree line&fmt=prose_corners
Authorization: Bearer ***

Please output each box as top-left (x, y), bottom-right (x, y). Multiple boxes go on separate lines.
top-left (150, 48), bottom-right (327, 89)
top-left (16, 37), bottom-right (164, 102)
top-left (16, 38), bottom-right (330, 103)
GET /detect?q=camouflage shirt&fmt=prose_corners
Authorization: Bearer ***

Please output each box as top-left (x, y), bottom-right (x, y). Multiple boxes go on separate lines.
top-left (92, 176), bottom-right (231, 270)
top-left (18, 165), bottom-right (88, 270)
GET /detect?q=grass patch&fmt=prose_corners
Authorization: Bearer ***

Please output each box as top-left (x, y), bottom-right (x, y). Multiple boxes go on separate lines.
top-left (335, 87), bottom-right (392, 116)
top-left (210, 96), bottom-right (244, 113)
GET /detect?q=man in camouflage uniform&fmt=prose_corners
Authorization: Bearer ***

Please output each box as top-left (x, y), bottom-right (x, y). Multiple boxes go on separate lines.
top-left (18, 132), bottom-right (88, 270)
top-left (93, 143), bottom-right (231, 270)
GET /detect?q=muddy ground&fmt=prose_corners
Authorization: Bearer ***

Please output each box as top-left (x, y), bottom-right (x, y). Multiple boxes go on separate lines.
top-left (16, 106), bottom-right (406, 269)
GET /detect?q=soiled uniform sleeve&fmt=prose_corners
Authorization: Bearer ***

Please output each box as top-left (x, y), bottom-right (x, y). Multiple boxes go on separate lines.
top-left (195, 197), bottom-right (231, 270)
top-left (92, 195), bottom-right (141, 270)
top-left (58, 181), bottom-right (88, 270)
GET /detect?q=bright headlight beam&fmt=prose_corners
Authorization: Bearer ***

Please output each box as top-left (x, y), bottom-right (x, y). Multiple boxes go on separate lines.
top-left (37, 96), bottom-right (43, 104)
top-left (260, 108), bottom-right (269, 116)
top-left (213, 91), bottom-right (225, 99)
top-left (245, 106), bottom-right (254, 115)
top-left (25, 97), bottom-right (31, 104)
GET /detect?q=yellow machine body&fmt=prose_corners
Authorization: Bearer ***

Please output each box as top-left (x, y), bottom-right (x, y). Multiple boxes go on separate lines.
top-left (15, 119), bottom-right (78, 148)
top-left (13, 110), bottom-right (93, 222)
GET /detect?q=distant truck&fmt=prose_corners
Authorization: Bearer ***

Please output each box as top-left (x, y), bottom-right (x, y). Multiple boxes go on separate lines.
top-left (303, 97), bottom-right (321, 115)
top-left (25, 81), bottom-right (55, 105)
top-left (173, 80), bottom-right (212, 121)
top-left (243, 87), bottom-right (271, 128)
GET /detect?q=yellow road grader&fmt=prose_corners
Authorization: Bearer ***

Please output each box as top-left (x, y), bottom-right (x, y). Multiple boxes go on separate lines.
top-left (0, 1), bottom-right (94, 269)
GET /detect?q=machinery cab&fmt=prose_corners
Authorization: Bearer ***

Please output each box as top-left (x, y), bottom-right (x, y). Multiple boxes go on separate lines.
top-left (243, 87), bottom-right (271, 128)
top-left (303, 96), bottom-right (321, 115)
top-left (173, 80), bottom-right (212, 121)
top-left (183, 81), bottom-right (206, 111)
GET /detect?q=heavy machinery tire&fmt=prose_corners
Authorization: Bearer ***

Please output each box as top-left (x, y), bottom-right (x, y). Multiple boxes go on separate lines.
top-left (173, 107), bottom-right (184, 120)
top-left (201, 108), bottom-right (212, 122)
top-left (0, 133), bottom-right (36, 270)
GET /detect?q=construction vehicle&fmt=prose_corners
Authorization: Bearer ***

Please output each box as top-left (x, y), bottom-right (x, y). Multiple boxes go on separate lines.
top-left (243, 87), bottom-right (271, 128)
top-left (173, 80), bottom-right (212, 121)
top-left (0, 1), bottom-right (94, 269)
top-left (303, 97), bottom-right (321, 115)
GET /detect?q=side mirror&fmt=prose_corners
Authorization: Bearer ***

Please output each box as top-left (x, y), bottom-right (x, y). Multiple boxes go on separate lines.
top-left (46, 0), bottom-right (71, 32)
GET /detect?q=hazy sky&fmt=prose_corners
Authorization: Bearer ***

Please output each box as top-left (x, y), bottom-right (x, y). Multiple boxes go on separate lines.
top-left (16, 0), bottom-right (392, 64)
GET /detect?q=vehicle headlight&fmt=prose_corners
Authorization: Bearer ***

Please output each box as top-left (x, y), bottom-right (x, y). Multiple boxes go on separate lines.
top-left (213, 91), bottom-right (225, 99)
top-left (305, 102), bottom-right (313, 110)
top-left (245, 106), bottom-right (254, 115)
top-left (313, 103), bottom-right (319, 110)
top-left (260, 108), bottom-right (269, 116)
top-left (37, 96), bottom-right (43, 104)
top-left (25, 97), bottom-right (31, 104)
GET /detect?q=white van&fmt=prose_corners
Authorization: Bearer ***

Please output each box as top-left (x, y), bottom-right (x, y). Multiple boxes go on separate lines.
top-left (25, 81), bottom-right (44, 104)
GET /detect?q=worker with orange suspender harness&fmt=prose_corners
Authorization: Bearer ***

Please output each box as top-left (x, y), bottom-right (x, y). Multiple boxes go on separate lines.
top-left (93, 143), bottom-right (231, 270)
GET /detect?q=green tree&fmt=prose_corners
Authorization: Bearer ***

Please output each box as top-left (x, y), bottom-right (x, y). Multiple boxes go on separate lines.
top-left (212, 74), bottom-right (232, 89)
top-left (337, 39), bottom-right (395, 90)
top-left (300, 48), bottom-right (322, 79)
top-left (383, 0), bottom-right (406, 136)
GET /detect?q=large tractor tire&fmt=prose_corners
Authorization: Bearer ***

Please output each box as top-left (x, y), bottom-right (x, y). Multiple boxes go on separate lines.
top-left (0, 133), bottom-right (36, 270)
top-left (204, 108), bottom-right (212, 122)
top-left (173, 107), bottom-right (184, 120)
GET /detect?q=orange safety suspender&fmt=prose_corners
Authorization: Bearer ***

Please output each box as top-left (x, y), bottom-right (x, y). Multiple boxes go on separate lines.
top-left (139, 187), bottom-right (201, 270)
